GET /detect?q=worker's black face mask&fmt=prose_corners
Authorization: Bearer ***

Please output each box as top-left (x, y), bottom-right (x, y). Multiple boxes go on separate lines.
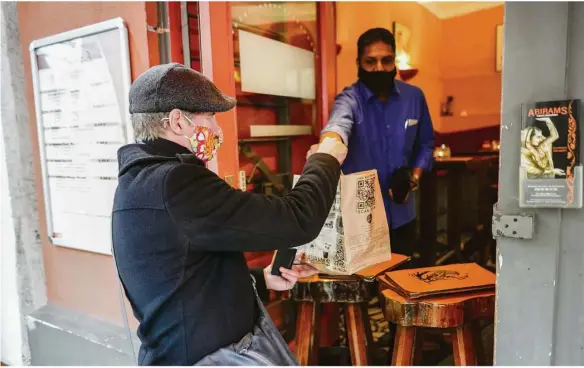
top-left (358, 67), bottom-right (397, 96)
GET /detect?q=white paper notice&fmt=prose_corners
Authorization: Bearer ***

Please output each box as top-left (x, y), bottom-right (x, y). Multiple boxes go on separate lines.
top-left (34, 28), bottom-right (129, 255)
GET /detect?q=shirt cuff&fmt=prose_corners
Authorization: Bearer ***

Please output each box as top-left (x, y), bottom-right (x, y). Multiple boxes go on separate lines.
top-left (413, 153), bottom-right (434, 171)
top-left (321, 124), bottom-right (350, 145)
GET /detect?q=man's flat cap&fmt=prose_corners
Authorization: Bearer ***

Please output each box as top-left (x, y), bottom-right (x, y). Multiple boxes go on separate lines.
top-left (129, 63), bottom-right (236, 114)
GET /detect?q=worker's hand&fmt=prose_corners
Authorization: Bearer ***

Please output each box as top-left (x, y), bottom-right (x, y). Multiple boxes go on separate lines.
top-left (316, 137), bottom-right (348, 164)
top-left (263, 252), bottom-right (319, 291)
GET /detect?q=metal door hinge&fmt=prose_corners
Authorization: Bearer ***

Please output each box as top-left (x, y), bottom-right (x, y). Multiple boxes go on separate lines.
top-left (492, 204), bottom-right (535, 239)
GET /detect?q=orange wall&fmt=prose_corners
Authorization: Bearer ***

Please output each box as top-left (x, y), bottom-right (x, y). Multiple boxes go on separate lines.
top-left (440, 5), bottom-right (504, 133)
top-left (17, 1), bottom-right (151, 326)
top-left (335, 2), bottom-right (443, 129)
top-left (335, 3), bottom-right (504, 134)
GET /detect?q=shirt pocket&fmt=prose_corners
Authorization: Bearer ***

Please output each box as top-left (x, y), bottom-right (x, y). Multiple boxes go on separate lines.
top-left (404, 117), bottom-right (419, 151)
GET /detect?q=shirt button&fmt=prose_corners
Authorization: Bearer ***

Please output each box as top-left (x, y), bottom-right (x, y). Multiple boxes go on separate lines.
top-left (386, 125), bottom-right (390, 128)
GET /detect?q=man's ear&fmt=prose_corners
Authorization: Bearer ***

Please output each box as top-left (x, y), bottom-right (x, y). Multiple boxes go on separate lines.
top-left (167, 109), bottom-right (186, 135)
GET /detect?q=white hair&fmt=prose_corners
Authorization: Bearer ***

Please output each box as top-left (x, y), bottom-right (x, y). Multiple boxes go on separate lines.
top-left (131, 111), bottom-right (200, 142)
top-left (130, 112), bottom-right (169, 142)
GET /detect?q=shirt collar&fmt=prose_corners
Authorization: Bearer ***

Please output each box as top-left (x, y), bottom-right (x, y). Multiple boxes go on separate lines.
top-left (357, 80), bottom-right (401, 103)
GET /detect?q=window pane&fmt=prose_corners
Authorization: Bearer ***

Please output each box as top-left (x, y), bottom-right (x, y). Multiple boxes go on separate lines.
top-left (231, 2), bottom-right (318, 193)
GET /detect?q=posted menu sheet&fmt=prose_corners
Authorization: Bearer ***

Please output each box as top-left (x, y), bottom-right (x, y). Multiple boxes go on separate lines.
top-left (33, 25), bottom-right (130, 254)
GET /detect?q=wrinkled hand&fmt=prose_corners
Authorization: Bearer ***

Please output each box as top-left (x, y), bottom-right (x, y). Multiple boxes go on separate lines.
top-left (306, 144), bottom-right (320, 160)
top-left (264, 252), bottom-right (319, 291)
top-left (315, 137), bottom-right (348, 164)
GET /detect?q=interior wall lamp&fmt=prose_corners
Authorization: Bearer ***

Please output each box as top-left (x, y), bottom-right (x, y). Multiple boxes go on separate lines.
top-left (396, 50), bottom-right (418, 82)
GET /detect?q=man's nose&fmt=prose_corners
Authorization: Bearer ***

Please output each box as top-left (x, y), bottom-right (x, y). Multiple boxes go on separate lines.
top-left (374, 61), bottom-right (384, 71)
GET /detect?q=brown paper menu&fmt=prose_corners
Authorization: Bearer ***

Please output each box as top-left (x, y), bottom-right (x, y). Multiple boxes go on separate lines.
top-left (380, 263), bottom-right (495, 300)
top-left (354, 253), bottom-right (410, 280)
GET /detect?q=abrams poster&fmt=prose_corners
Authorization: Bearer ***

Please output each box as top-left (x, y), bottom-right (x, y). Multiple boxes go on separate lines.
top-left (520, 99), bottom-right (581, 207)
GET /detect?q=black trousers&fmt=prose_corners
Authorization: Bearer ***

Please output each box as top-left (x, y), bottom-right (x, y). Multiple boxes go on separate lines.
top-left (389, 220), bottom-right (417, 257)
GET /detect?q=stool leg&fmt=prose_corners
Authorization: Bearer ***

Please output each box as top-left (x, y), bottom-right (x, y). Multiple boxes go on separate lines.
top-left (345, 303), bottom-right (369, 366)
top-left (360, 302), bottom-right (376, 364)
top-left (471, 321), bottom-right (488, 365)
top-left (452, 323), bottom-right (477, 366)
top-left (295, 301), bottom-right (320, 366)
top-left (391, 326), bottom-right (418, 366)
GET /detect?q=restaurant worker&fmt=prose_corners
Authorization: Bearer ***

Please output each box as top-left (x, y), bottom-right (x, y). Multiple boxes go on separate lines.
top-left (315, 28), bottom-right (435, 256)
top-left (112, 63), bottom-right (347, 366)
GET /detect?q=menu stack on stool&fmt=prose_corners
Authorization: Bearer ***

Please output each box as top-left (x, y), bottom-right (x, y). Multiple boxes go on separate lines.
top-left (378, 263), bottom-right (496, 366)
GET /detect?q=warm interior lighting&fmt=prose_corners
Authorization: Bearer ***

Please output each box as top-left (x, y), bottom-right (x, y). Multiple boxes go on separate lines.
top-left (396, 50), bottom-right (411, 70)
top-left (396, 50), bottom-right (418, 82)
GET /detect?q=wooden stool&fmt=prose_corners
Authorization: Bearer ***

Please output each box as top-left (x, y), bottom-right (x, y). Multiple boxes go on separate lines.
top-left (291, 274), bottom-right (374, 366)
top-left (291, 255), bottom-right (410, 366)
top-left (379, 286), bottom-right (495, 366)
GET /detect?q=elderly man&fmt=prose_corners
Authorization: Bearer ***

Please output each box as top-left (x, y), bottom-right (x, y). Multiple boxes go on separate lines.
top-left (112, 63), bottom-right (346, 365)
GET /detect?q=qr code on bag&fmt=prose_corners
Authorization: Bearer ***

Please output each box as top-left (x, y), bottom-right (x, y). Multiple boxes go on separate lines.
top-left (326, 235), bottom-right (346, 272)
top-left (334, 236), bottom-right (346, 268)
top-left (356, 176), bottom-right (376, 212)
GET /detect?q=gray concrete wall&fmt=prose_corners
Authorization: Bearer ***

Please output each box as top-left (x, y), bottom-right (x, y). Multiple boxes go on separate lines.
top-left (496, 2), bottom-right (584, 365)
top-left (2, 3), bottom-right (139, 365)
top-left (1, 2), bottom-right (47, 364)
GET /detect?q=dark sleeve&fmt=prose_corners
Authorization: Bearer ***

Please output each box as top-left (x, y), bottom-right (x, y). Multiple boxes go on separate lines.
top-left (249, 268), bottom-right (270, 303)
top-left (163, 153), bottom-right (341, 252)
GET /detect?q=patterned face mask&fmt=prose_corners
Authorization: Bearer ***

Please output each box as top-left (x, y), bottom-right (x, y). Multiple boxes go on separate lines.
top-left (185, 125), bottom-right (223, 163)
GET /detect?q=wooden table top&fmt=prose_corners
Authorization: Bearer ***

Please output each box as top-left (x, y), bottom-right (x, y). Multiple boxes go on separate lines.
top-left (379, 286), bottom-right (495, 328)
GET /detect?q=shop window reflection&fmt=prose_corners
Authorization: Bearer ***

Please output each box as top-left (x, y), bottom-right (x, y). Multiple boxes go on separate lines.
top-left (231, 2), bottom-right (318, 194)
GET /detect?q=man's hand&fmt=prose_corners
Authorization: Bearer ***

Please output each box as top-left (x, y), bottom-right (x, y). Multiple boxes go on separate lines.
top-left (314, 137), bottom-right (347, 164)
top-left (306, 144), bottom-right (320, 160)
top-left (264, 252), bottom-right (319, 291)
top-left (306, 133), bottom-right (346, 163)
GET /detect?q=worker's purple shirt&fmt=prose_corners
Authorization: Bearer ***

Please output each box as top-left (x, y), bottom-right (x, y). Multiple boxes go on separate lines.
top-left (322, 80), bottom-right (435, 229)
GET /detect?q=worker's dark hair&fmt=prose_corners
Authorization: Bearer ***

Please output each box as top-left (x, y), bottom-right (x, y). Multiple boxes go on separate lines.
top-left (357, 28), bottom-right (396, 59)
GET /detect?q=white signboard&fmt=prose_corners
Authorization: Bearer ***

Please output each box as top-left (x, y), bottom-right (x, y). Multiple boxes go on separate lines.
top-left (30, 18), bottom-right (132, 255)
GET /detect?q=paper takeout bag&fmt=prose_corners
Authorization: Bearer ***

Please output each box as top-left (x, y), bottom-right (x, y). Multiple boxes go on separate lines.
top-left (293, 169), bottom-right (392, 275)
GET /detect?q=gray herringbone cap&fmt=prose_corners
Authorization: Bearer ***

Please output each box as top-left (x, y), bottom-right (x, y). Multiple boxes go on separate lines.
top-left (129, 63), bottom-right (236, 114)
